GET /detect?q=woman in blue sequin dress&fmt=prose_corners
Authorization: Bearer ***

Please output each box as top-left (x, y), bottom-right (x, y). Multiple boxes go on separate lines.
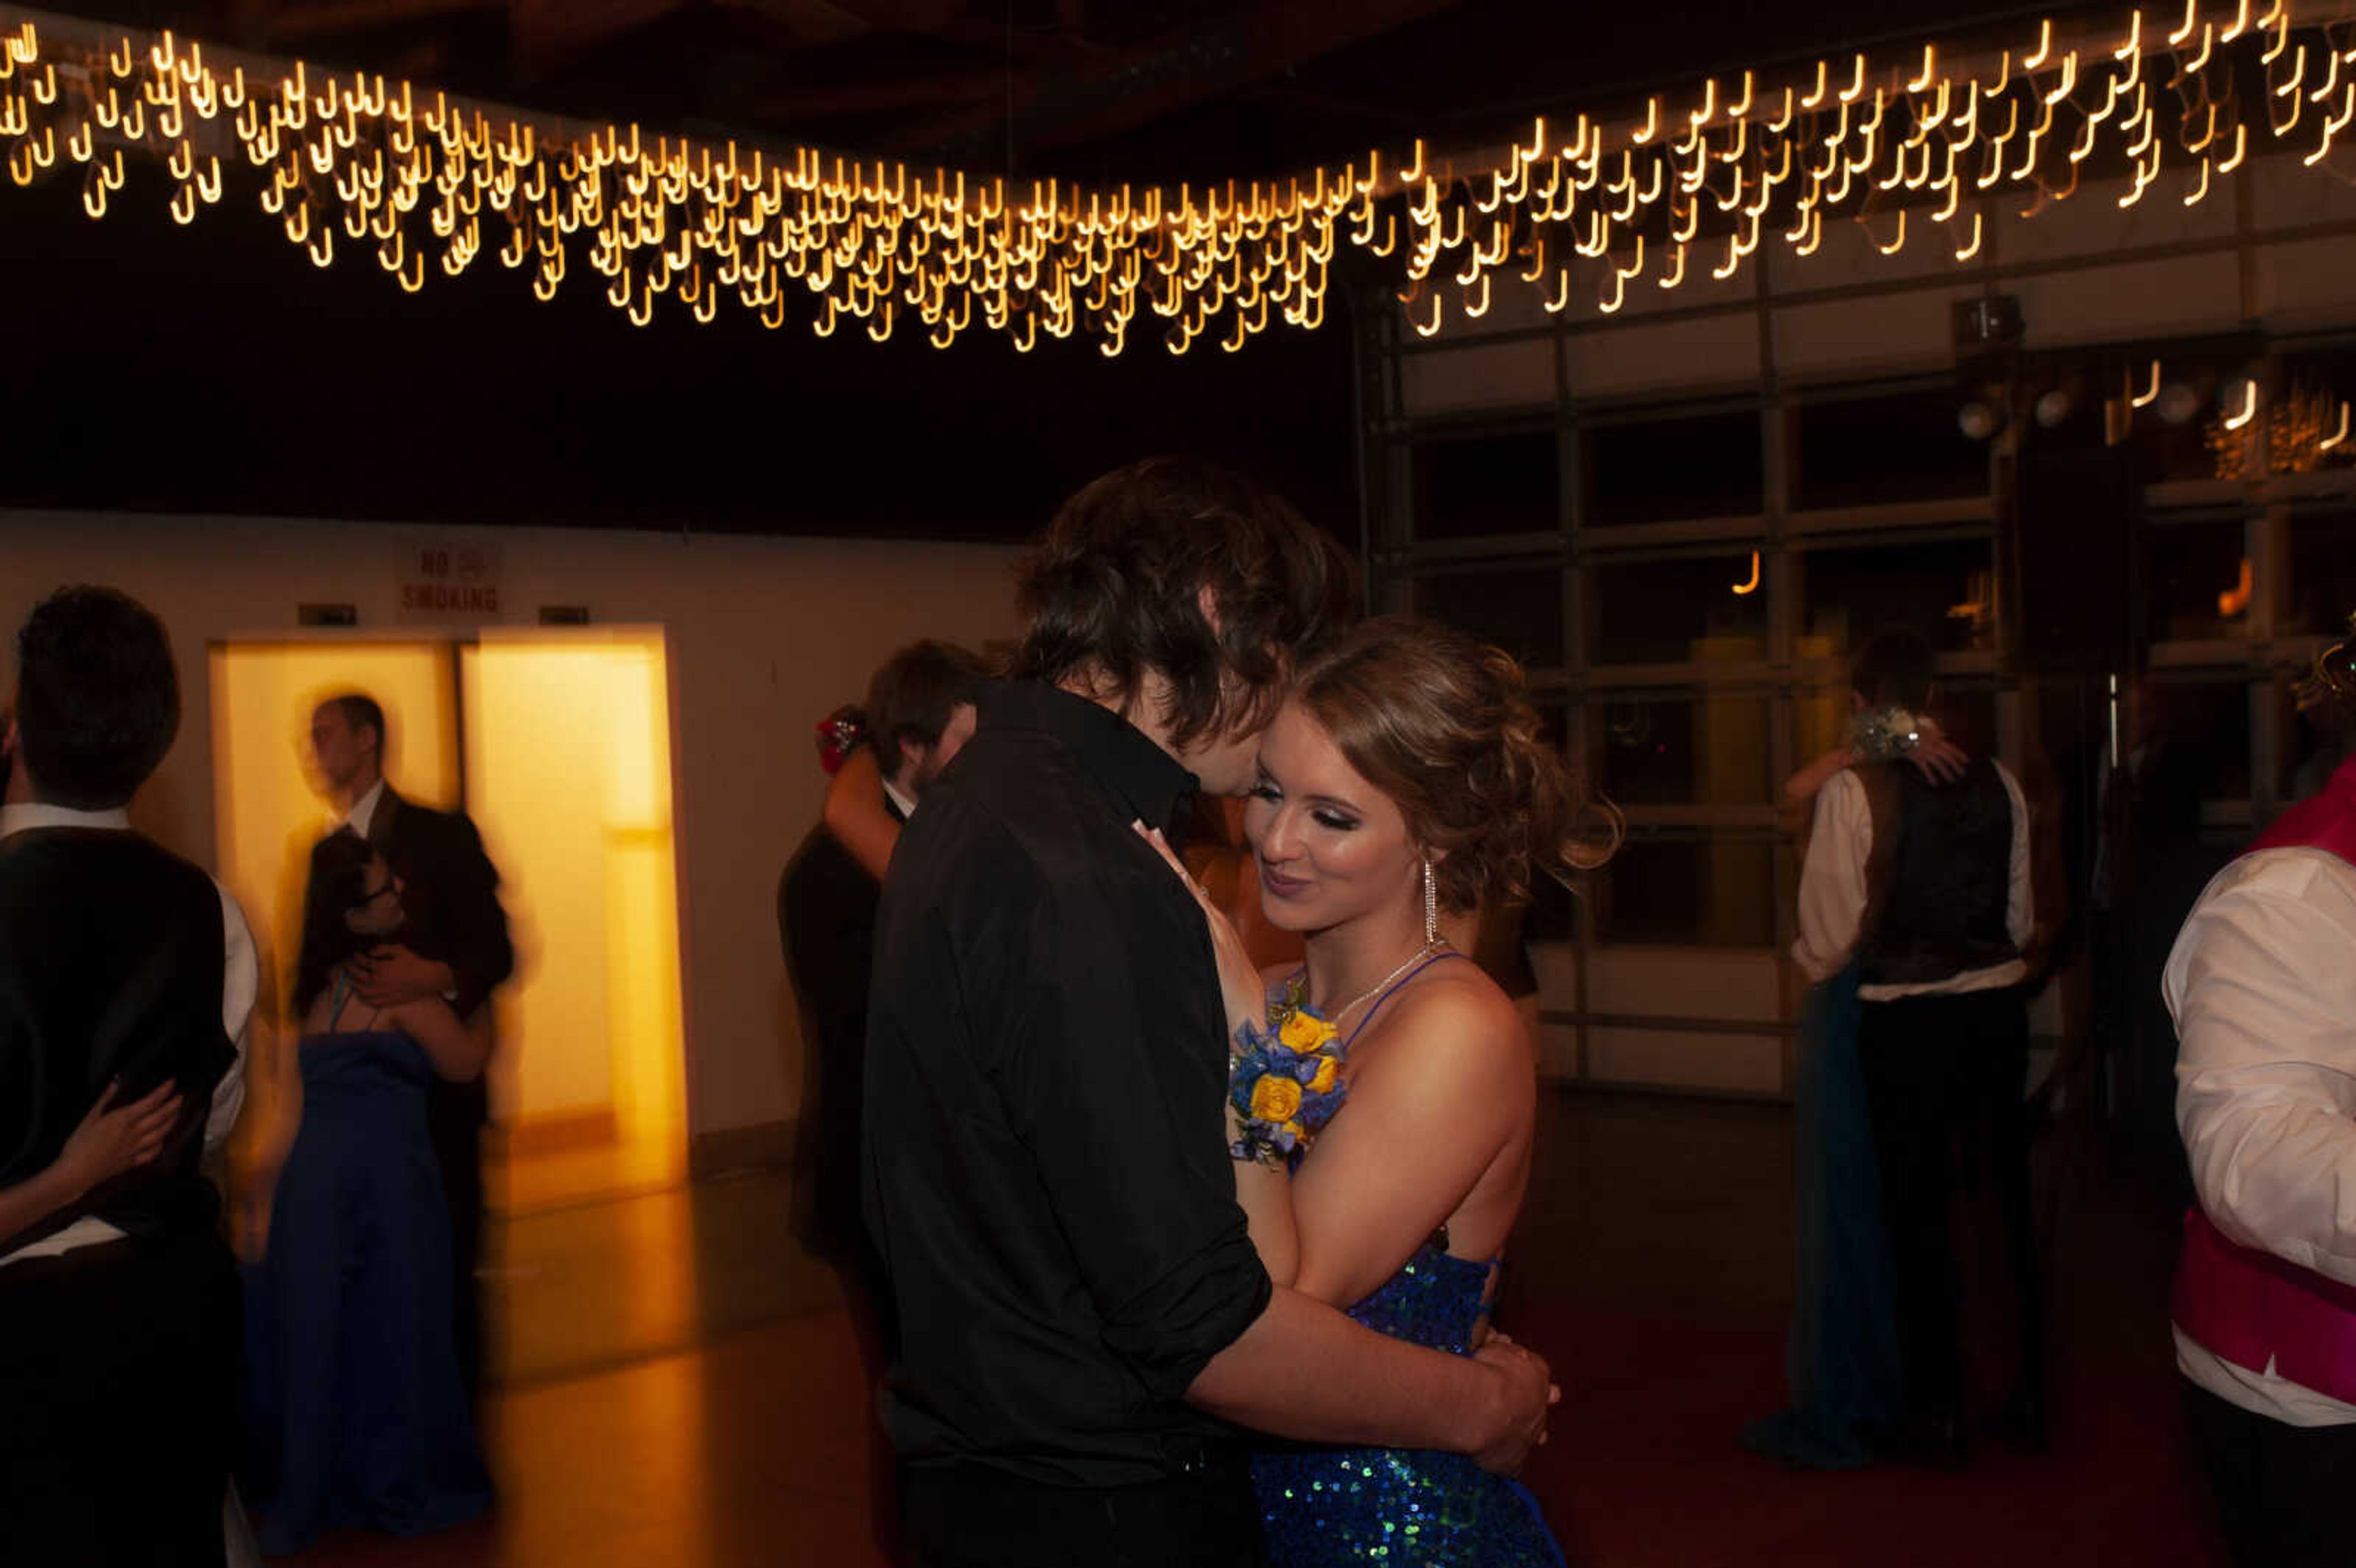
top-left (1163, 617), bottom-right (1607, 1567)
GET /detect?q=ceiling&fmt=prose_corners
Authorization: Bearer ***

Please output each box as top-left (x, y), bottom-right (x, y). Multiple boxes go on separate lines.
top-left (53, 1), bottom-right (2117, 185)
top-left (4, 1), bottom-right (2125, 541)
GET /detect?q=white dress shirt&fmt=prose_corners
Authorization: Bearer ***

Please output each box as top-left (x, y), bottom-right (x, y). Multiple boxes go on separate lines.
top-left (1792, 764), bottom-right (2033, 999)
top-left (2169, 846), bottom-right (2356, 1424)
top-left (0, 803), bottom-right (256, 1267)
top-left (337, 778), bottom-right (387, 840)
top-left (882, 777), bottom-right (918, 823)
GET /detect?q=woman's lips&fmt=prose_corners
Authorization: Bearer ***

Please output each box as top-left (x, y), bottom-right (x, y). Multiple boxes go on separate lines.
top-left (1259, 861), bottom-right (1312, 899)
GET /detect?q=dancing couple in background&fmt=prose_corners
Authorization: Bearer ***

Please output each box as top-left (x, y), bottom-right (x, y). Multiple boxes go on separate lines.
top-left (239, 693), bottom-right (511, 1553)
top-left (852, 456), bottom-right (1604, 1566)
top-left (1750, 631), bottom-right (2042, 1469)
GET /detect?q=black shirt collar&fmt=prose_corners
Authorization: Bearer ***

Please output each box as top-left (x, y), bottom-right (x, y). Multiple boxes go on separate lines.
top-left (977, 681), bottom-right (1198, 836)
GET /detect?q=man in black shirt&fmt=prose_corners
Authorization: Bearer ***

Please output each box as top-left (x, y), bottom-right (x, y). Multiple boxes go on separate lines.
top-left (865, 458), bottom-right (1557, 1566)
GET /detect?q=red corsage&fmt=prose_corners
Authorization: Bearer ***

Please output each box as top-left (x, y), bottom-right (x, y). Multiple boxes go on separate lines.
top-left (817, 705), bottom-right (868, 774)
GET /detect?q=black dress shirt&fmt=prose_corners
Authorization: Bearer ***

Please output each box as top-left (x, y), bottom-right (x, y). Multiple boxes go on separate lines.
top-left (864, 681), bottom-right (1273, 1487)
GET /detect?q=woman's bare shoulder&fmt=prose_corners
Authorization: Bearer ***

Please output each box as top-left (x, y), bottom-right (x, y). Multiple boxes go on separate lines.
top-left (1357, 959), bottom-right (1530, 1075)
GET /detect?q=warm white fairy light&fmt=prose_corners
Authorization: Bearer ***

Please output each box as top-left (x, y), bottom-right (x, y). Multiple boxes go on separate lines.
top-left (1, 6), bottom-right (2354, 353)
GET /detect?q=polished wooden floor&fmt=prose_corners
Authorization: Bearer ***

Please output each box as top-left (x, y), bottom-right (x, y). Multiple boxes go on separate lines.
top-left (293, 1092), bottom-right (2225, 1567)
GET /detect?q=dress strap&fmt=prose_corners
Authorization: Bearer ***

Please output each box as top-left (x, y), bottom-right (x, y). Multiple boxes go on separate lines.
top-left (1341, 950), bottom-right (1469, 1052)
top-left (327, 967), bottom-right (355, 1031)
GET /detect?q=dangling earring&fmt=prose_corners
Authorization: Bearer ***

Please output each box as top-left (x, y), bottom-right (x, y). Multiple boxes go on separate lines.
top-left (1423, 856), bottom-right (1440, 947)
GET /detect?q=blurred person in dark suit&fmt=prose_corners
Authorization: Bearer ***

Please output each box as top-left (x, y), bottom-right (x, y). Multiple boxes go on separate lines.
top-left (779, 641), bottom-right (982, 1565)
top-left (295, 693), bottom-right (511, 1396)
top-left (780, 643), bottom-right (983, 1291)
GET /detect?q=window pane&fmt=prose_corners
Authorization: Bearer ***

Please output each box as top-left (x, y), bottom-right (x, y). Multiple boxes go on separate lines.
top-left (1412, 431), bottom-right (1559, 541)
top-left (1590, 554), bottom-right (1767, 666)
top-left (1595, 833), bottom-right (1777, 947)
top-left (1587, 694), bottom-right (1773, 806)
top-left (2146, 520), bottom-right (2249, 644)
top-left (1798, 537), bottom-right (1994, 656)
top-left (1581, 410), bottom-right (1763, 526)
top-left (2287, 510), bottom-right (2356, 637)
top-left (1415, 567), bottom-right (1565, 671)
top-left (2110, 348), bottom-right (2272, 484)
top-left (2142, 680), bottom-right (2252, 820)
top-left (1793, 390), bottom-right (1987, 510)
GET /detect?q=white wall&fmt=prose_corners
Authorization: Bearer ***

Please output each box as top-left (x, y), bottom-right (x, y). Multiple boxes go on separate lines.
top-left (0, 510), bottom-right (1023, 1140)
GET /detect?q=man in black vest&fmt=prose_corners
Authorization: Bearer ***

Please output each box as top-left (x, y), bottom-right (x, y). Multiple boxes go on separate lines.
top-left (296, 691), bottom-right (512, 1395)
top-left (1792, 628), bottom-right (2041, 1460)
top-left (0, 585), bottom-right (256, 1565)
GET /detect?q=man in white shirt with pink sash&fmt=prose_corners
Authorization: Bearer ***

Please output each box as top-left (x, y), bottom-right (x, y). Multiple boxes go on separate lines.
top-left (2169, 628), bottom-right (2356, 1567)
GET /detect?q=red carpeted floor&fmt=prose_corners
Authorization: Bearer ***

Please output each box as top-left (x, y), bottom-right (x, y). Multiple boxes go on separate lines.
top-left (284, 1093), bottom-right (2228, 1567)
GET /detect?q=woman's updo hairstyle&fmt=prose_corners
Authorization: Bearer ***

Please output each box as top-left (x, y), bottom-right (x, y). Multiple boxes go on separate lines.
top-left (1290, 616), bottom-right (1616, 913)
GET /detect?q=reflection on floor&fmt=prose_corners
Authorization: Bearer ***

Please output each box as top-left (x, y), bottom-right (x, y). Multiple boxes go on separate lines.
top-left (292, 1092), bottom-right (2227, 1568)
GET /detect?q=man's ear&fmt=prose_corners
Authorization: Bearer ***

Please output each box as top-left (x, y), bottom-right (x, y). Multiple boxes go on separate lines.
top-left (897, 735), bottom-right (926, 779)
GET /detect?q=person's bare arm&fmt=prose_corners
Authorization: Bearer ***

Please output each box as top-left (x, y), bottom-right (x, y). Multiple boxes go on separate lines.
top-left (1188, 1285), bottom-right (1557, 1473)
top-left (1288, 985), bottom-right (1530, 1310)
top-left (387, 995), bottom-right (491, 1082)
top-left (823, 745), bottom-right (899, 882)
top-left (0, 1080), bottom-right (182, 1242)
top-left (1783, 719), bottom-right (1968, 811)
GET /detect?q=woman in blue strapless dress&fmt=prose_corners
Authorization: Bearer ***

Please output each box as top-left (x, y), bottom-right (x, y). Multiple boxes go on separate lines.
top-left (1157, 617), bottom-right (1609, 1566)
top-left (241, 833), bottom-right (492, 1556)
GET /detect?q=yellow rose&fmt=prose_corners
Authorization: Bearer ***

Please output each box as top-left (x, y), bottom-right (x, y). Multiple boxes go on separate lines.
top-left (1279, 1011), bottom-right (1334, 1054)
top-left (1250, 1075), bottom-right (1304, 1124)
top-left (1307, 1056), bottom-right (1339, 1095)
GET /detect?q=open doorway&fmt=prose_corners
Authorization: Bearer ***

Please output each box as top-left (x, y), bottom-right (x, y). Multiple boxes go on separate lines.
top-left (463, 628), bottom-right (688, 1210)
top-left (209, 629), bottom-right (688, 1214)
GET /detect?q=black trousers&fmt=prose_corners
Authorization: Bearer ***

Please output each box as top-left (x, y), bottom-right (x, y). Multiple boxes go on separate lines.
top-left (899, 1455), bottom-right (1266, 1568)
top-left (1856, 986), bottom-right (2043, 1418)
top-left (0, 1226), bottom-right (241, 1567)
top-left (2183, 1378), bottom-right (2356, 1568)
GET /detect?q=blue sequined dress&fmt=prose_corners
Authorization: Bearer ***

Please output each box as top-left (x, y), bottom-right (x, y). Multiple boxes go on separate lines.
top-left (1247, 963), bottom-right (1565, 1567)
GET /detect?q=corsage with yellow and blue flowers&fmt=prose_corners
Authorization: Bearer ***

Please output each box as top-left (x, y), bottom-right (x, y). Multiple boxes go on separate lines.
top-left (1227, 975), bottom-right (1348, 1170)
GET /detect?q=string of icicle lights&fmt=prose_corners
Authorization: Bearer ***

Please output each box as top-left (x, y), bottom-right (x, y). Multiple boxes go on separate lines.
top-left (1, 2), bottom-right (2354, 356)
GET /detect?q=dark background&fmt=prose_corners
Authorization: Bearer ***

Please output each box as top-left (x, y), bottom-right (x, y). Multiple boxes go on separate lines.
top-left (1, 1), bottom-right (2098, 541)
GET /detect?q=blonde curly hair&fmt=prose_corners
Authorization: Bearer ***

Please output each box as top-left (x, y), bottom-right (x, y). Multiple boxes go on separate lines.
top-left (1290, 616), bottom-right (1617, 913)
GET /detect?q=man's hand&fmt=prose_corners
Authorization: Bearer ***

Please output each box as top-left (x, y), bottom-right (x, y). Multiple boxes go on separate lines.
top-left (1465, 1329), bottom-right (1560, 1475)
top-left (352, 943), bottom-right (455, 1007)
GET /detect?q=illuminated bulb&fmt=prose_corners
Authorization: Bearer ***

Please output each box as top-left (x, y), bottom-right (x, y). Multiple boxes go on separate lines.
top-left (2220, 377), bottom-right (2260, 429)
top-left (2035, 388), bottom-right (2074, 428)
top-left (1958, 400), bottom-right (2003, 440)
